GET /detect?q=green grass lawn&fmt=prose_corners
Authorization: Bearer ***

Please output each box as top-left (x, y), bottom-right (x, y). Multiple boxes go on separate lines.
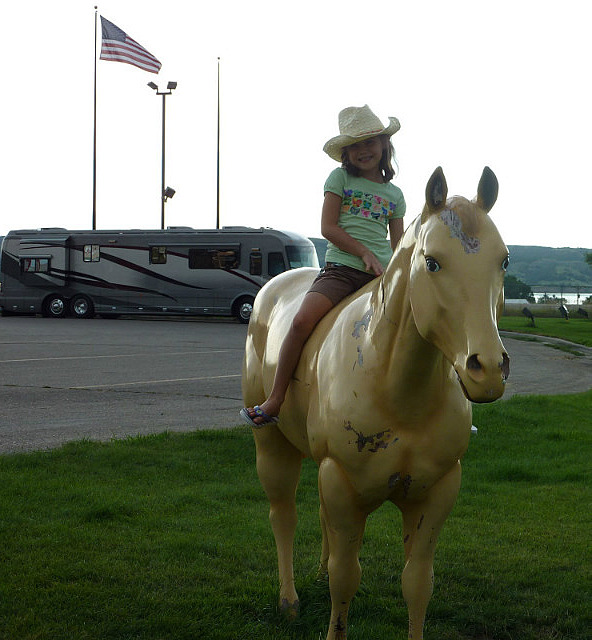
top-left (1, 391), bottom-right (590, 639)
top-left (499, 316), bottom-right (592, 347)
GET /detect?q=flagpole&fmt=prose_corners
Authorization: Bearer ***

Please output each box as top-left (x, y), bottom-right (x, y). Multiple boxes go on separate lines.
top-left (216, 57), bottom-right (220, 229)
top-left (93, 6), bottom-right (98, 230)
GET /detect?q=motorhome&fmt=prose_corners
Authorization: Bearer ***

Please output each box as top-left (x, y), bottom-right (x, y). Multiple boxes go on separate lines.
top-left (0, 227), bottom-right (318, 322)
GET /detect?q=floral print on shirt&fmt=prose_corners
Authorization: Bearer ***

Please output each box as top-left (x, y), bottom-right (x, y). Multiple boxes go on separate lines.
top-left (342, 189), bottom-right (397, 220)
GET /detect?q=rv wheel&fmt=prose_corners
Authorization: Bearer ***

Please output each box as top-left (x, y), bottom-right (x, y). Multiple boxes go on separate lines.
top-left (235, 296), bottom-right (254, 324)
top-left (70, 295), bottom-right (95, 319)
top-left (43, 295), bottom-right (67, 318)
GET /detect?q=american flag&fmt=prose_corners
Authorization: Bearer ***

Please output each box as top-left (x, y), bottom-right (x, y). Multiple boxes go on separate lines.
top-left (100, 17), bottom-right (161, 74)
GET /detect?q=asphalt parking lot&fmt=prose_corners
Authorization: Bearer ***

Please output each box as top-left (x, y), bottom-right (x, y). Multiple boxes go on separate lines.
top-left (0, 316), bottom-right (248, 453)
top-left (0, 316), bottom-right (590, 453)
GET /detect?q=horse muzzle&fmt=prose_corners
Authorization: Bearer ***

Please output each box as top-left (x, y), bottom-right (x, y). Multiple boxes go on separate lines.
top-left (456, 351), bottom-right (510, 403)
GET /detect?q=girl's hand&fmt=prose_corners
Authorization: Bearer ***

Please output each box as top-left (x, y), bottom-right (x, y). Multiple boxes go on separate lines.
top-left (362, 250), bottom-right (383, 276)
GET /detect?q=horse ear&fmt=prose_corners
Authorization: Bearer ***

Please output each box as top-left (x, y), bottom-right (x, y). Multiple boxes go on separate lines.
top-left (425, 166), bottom-right (448, 213)
top-left (476, 166), bottom-right (498, 213)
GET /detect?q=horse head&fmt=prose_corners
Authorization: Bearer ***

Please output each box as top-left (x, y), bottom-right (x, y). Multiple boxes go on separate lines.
top-left (408, 167), bottom-right (510, 402)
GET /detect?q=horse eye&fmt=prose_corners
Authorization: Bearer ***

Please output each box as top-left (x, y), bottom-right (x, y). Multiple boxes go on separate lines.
top-left (425, 256), bottom-right (441, 272)
top-left (501, 256), bottom-right (510, 271)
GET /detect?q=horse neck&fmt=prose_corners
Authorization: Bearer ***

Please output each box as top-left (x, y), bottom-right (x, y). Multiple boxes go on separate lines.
top-left (370, 226), bottom-right (447, 407)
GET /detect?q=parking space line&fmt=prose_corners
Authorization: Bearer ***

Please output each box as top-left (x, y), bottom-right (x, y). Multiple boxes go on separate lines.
top-left (72, 374), bottom-right (242, 389)
top-left (0, 350), bottom-right (235, 364)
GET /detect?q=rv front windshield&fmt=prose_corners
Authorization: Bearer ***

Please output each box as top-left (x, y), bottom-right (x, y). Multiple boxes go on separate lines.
top-left (285, 245), bottom-right (318, 269)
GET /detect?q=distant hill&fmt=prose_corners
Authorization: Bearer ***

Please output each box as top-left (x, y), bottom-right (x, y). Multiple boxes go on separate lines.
top-left (309, 239), bottom-right (592, 288)
top-left (505, 246), bottom-right (592, 288)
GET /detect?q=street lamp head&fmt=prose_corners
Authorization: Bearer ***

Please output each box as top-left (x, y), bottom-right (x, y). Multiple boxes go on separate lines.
top-left (147, 82), bottom-right (158, 90)
top-left (167, 81), bottom-right (177, 90)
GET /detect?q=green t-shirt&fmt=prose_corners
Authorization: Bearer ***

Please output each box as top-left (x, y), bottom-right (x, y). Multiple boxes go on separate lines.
top-left (323, 167), bottom-right (406, 272)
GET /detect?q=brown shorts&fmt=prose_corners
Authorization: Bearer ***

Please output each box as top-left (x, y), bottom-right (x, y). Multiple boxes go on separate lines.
top-left (307, 263), bottom-right (376, 306)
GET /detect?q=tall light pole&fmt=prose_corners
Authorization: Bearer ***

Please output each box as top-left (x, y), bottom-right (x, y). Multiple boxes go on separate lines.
top-left (217, 57), bottom-right (220, 229)
top-left (148, 81), bottom-right (177, 229)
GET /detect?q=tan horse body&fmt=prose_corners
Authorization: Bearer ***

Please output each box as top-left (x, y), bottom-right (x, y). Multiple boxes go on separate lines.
top-left (242, 167), bottom-right (509, 639)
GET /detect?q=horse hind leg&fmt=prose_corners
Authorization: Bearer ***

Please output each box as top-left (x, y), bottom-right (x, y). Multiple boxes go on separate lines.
top-left (253, 425), bottom-right (303, 617)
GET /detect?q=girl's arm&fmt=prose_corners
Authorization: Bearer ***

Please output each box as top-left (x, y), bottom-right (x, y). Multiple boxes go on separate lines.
top-left (321, 191), bottom-right (384, 276)
top-left (388, 217), bottom-right (404, 251)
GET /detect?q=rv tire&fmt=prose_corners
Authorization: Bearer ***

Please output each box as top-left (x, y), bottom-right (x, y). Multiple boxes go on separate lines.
top-left (43, 295), bottom-right (67, 318)
top-left (234, 296), bottom-right (254, 324)
top-left (70, 295), bottom-right (95, 319)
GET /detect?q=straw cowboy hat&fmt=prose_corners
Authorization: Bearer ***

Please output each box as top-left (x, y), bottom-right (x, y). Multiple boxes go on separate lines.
top-left (323, 105), bottom-right (400, 162)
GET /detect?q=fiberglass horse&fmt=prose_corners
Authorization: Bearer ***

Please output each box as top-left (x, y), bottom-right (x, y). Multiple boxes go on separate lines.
top-left (242, 167), bottom-right (510, 639)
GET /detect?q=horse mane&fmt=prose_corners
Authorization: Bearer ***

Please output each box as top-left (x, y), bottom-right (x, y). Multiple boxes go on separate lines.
top-left (446, 196), bottom-right (482, 236)
top-left (411, 195), bottom-right (482, 243)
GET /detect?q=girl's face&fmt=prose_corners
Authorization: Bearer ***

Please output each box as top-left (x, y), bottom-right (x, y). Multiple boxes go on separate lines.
top-left (344, 136), bottom-right (385, 179)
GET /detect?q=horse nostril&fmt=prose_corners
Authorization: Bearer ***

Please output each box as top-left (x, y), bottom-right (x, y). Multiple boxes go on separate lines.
top-left (500, 353), bottom-right (510, 380)
top-left (466, 354), bottom-right (482, 371)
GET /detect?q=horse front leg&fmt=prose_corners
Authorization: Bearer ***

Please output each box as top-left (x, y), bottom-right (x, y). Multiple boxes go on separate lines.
top-left (318, 457), bottom-right (367, 640)
top-left (400, 462), bottom-right (462, 640)
top-left (317, 504), bottom-right (329, 579)
top-left (253, 425), bottom-right (303, 617)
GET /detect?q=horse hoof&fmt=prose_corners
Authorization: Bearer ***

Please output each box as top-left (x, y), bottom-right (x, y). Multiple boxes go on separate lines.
top-left (280, 598), bottom-right (300, 619)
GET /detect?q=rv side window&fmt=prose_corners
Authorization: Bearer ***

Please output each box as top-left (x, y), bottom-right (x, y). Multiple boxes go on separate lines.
top-left (268, 252), bottom-right (286, 277)
top-left (249, 251), bottom-right (262, 275)
top-left (150, 246), bottom-right (167, 264)
top-left (188, 246), bottom-right (239, 270)
top-left (83, 245), bottom-right (100, 262)
top-left (20, 257), bottom-right (50, 273)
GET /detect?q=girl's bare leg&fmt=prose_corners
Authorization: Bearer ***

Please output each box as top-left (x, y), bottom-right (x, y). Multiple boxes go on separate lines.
top-left (248, 291), bottom-right (334, 424)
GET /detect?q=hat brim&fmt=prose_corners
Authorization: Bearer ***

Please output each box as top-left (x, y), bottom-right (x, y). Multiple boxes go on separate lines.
top-left (323, 117), bottom-right (401, 162)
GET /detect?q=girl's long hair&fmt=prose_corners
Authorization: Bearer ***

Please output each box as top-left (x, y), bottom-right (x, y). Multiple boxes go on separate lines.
top-left (340, 135), bottom-right (397, 182)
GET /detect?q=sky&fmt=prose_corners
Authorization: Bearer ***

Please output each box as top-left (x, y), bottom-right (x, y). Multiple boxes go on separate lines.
top-left (3, 0), bottom-right (591, 249)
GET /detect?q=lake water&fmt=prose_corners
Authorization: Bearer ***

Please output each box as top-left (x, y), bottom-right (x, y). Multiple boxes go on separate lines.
top-left (534, 292), bottom-right (592, 305)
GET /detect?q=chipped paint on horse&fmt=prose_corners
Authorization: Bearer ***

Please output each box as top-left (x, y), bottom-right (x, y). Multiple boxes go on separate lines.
top-left (242, 167), bottom-right (509, 639)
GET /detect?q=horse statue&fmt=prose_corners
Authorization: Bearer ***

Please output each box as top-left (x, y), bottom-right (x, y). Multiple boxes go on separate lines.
top-left (242, 166), bottom-right (510, 639)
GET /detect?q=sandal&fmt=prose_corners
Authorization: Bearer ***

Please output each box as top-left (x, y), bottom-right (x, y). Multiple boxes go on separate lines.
top-left (240, 406), bottom-right (279, 428)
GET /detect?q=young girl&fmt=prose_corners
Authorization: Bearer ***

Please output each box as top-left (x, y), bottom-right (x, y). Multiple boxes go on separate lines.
top-left (240, 104), bottom-right (406, 427)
